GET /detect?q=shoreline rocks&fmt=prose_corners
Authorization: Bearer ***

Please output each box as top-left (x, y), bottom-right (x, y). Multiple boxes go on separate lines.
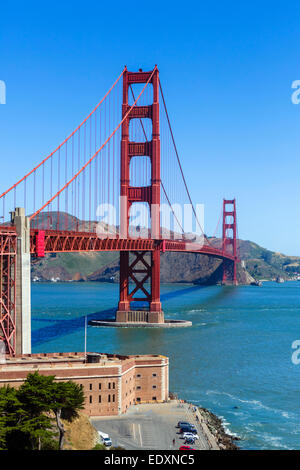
top-left (198, 406), bottom-right (240, 450)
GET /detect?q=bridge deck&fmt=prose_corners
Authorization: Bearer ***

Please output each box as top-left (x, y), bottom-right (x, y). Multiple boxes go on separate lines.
top-left (0, 227), bottom-right (235, 261)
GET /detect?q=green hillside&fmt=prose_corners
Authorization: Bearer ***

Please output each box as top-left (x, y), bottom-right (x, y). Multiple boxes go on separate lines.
top-left (238, 240), bottom-right (300, 280)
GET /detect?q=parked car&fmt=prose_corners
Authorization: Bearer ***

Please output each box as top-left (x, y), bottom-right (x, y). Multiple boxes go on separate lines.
top-left (177, 421), bottom-right (191, 428)
top-left (98, 431), bottom-right (112, 447)
top-left (188, 424), bottom-right (196, 431)
top-left (179, 445), bottom-right (196, 450)
top-left (183, 432), bottom-right (199, 440)
top-left (180, 425), bottom-right (193, 434)
top-left (184, 437), bottom-right (196, 445)
top-left (180, 425), bottom-right (198, 435)
top-left (184, 426), bottom-right (197, 434)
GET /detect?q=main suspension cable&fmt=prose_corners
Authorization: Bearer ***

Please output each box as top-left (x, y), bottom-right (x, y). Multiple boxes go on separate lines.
top-left (0, 68), bottom-right (126, 201)
top-left (30, 68), bottom-right (156, 221)
top-left (159, 79), bottom-right (211, 245)
top-left (128, 84), bottom-right (185, 235)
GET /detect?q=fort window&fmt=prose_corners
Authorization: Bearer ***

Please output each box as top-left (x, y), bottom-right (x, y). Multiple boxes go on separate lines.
top-left (108, 394), bottom-right (111, 402)
top-left (152, 397), bottom-right (157, 401)
top-left (136, 386), bottom-right (141, 390)
top-left (136, 397), bottom-right (141, 402)
top-left (89, 384), bottom-right (92, 390)
top-left (152, 373), bottom-right (157, 377)
top-left (112, 394), bottom-right (115, 402)
top-left (99, 383), bottom-right (101, 390)
top-left (152, 385), bottom-right (157, 389)
top-left (89, 396), bottom-right (92, 403)
top-left (108, 382), bottom-right (111, 389)
top-left (137, 374), bottom-right (141, 378)
top-left (99, 395), bottom-right (101, 403)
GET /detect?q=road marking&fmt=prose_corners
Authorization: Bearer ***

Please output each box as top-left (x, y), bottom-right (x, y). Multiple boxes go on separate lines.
top-left (138, 423), bottom-right (143, 447)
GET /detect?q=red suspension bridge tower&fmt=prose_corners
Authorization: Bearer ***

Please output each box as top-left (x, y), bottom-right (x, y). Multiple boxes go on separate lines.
top-left (222, 199), bottom-right (238, 285)
top-left (116, 66), bottom-right (164, 323)
top-left (0, 65), bottom-right (241, 354)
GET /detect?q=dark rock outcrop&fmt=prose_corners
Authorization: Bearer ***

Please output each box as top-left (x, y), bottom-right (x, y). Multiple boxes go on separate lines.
top-left (200, 407), bottom-right (240, 450)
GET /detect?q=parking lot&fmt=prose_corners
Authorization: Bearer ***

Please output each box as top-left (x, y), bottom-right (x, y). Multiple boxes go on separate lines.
top-left (91, 401), bottom-right (214, 450)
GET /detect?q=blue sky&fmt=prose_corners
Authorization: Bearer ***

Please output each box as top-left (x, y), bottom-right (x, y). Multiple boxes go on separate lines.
top-left (1, 1), bottom-right (300, 254)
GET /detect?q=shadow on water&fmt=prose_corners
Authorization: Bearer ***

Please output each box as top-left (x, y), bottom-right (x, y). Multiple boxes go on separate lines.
top-left (32, 308), bottom-right (115, 347)
top-left (160, 284), bottom-right (206, 301)
top-left (32, 285), bottom-right (239, 347)
top-left (161, 283), bottom-right (239, 311)
top-left (196, 285), bottom-right (239, 310)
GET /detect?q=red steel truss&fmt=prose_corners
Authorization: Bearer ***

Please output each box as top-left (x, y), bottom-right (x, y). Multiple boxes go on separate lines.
top-left (30, 229), bottom-right (236, 260)
top-left (0, 229), bottom-right (17, 355)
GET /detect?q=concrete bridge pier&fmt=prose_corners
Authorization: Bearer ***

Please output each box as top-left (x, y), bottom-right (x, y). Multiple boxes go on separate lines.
top-left (11, 208), bottom-right (31, 354)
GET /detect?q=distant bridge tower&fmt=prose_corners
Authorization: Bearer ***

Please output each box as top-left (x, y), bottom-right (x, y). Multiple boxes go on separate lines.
top-left (222, 199), bottom-right (238, 285)
top-left (116, 67), bottom-right (164, 323)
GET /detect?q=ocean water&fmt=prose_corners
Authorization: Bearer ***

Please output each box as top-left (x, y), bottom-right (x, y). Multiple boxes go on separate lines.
top-left (31, 281), bottom-right (300, 450)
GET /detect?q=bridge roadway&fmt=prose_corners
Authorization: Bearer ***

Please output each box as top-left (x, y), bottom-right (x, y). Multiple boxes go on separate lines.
top-left (27, 228), bottom-right (235, 260)
top-left (0, 226), bottom-right (235, 260)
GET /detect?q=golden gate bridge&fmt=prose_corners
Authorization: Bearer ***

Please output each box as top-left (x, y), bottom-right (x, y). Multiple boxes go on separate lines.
top-left (0, 66), bottom-right (238, 355)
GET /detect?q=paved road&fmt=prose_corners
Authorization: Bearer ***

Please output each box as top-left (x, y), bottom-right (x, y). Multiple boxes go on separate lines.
top-left (91, 401), bottom-right (212, 450)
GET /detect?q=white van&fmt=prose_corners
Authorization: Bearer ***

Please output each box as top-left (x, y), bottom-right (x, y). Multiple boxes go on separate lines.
top-left (98, 431), bottom-right (112, 447)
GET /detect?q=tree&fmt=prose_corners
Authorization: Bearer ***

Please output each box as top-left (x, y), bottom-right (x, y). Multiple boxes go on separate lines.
top-left (0, 383), bottom-right (55, 450)
top-left (16, 372), bottom-right (57, 450)
top-left (18, 372), bottom-right (85, 450)
top-left (0, 377), bottom-right (57, 450)
top-left (50, 381), bottom-right (85, 450)
top-left (13, 413), bottom-right (56, 451)
top-left (0, 385), bottom-right (24, 449)
top-left (0, 372), bottom-right (85, 450)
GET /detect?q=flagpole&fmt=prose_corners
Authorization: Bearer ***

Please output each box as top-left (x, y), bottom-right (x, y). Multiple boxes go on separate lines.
top-left (84, 315), bottom-right (87, 361)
